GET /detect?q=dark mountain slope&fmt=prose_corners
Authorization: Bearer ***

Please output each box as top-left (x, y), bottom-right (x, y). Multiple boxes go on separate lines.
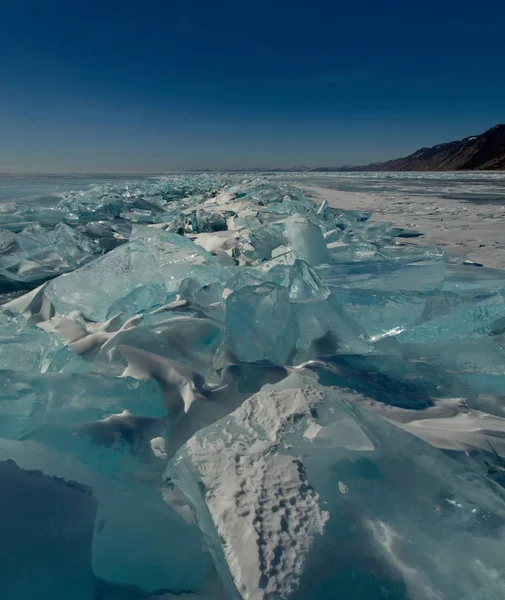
top-left (351, 124), bottom-right (505, 171)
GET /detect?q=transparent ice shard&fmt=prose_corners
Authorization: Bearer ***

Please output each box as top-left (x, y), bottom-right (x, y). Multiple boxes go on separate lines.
top-left (0, 222), bottom-right (99, 286)
top-left (0, 312), bottom-right (63, 372)
top-left (46, 241), bottom-right (165, 321)
top-left (288, 260), bottom-right (331, 302)
top-left (51, 222), bottom-right (99, 268)
top-left (224, 282), bottom-right (299, 365)
top-left (93, 315), bottom-right (222, 380)
top-left (131, 224), bottom-right (227, 293)
top-left (106, 283), bottom-right (167, 319)
top-left (398, 292), bottom-right (505, 343)
top-left (291, 296), bottom-right (373, 359)
top-left (284, 215), bottom-right (330, 265)
top-left (248, 222), bottom-right (287, 260)
top-left (402, 337), bottom-right (505, 415)
top-left (0, 370), bottom-right (164, 441)
top-left (314, 351), bottom-right (477, 410)
top-left (287, 261), bottom-right (372, 359)
top-left (443, 263), bottom-right (505, 294)
top-left (335, 290), bottom-right (427, 340)
top-left (318, 244), bottom-right (445, 293)
top-left (192, 209), bottom-right (228, 233)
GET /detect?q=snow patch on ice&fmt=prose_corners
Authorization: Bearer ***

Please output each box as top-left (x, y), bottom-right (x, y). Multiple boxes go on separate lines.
top-left (182, 387), bottom-right (330, 599)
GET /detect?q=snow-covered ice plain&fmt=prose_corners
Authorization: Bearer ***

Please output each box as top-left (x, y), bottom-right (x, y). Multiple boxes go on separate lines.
top-left (1, 172), bottom-right (505, 599)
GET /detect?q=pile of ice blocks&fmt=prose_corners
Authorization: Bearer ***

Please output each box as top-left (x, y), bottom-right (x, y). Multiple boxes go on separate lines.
top-left (2, 177), bottom-right (505, 599)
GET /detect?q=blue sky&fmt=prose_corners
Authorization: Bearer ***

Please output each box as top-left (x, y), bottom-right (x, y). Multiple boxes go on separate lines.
top-left (1, 0), bottom-right (504, 171)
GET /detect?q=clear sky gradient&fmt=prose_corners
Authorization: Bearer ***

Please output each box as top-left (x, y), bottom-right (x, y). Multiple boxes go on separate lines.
top-left (1, 0), bottom-right (504, 171)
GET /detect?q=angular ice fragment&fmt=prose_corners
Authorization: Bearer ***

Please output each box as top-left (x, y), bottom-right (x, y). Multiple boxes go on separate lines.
top-left (0, 370), bottom-right (164, 440)
top-left (398, 293), bottom-right (505, 343)
top-left (179, 277), bottom-right (224, 308)
top-left (402, 337), bottom-right (505, 414)
top-left (192, 209), bottom-right (228, 233)
top-left (318, 245), bottom-right (445, 293)
top-left (292, 296), bottom-right (373, 359)
top-left (248, 222), bottom-right (287, 260)
top-left (106, 283), bottom-right (167, 319)
top-left (52, 222), bottom-right (98, 268)
top-left (224, 283), bottom-right (299, 364)
top-left (46, 241), bottom-right (165, 321)
top-left (131, 224), bottom-right (227, 292)
top-left (286, 268), bottom-right (372, 359)
top-left (443, 263), bottom-right (505, 294)
top-left (224, 271), bottom-right (266, 293)
top-left (288, 260), bottom-right (330, 302)
top-left (335, 290), bottom-right (427, 340)
top-left (0, 222), bottom-right (99, 286)
top-left (167, 382), bottom-right (505, 600)
top-left (284, 215), bottom-right (330, 265)
top-left (0, 312), bottom-right (63, 372)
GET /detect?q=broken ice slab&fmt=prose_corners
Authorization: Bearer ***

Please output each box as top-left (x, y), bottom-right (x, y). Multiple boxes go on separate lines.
top-left (120, 207), bottom-right (156, 222)
top-left (284, 215), bottom-right (330, 265)
top-left (180, 277), bottom-right (224, 307)
top-left (46, 240), bottom-right (166, 321)
top-left (191, 209), bottom-right (228, 233)
top-left (342, 220), bottom-right (394, 243)
top-left (292, 298), bottom-right (373, 360)
top-left (256, 199), bottom-right (320, 226)
top-left (331, 207), bottom-right (371, 228)
top-left (238, 182), bottom-right (311, 210)
top-left (0, 458), bottom-right (97, 600)
top-left (0, 438), bottom-right (214, 593)
top-left (402, 337), bottom-right (505, 377)
top-left (166, 381), bottom-right (505, 600)
top-left (287, 260), bottom-right (330, 303)
top-left (390, 226), bottom-right (423, 238)
top-left (178, 277), bottom-right (225, 321)
top-left (78, 219), bottom-right (130, 251)
top-left (317, 244), bottom-right (445, 293)
top-left (0, 228), bottom-right (22, 268)
top-left (0, 370), bottom-right (164, 441)
top-left (51, 222), bottom-right (99, 268)
top-left (335, 290), bottom-right (426, 340)
top-left (313, 352), bottom-right (477, 410)
top-left (223, 270), bottom-right (266, 292)
top-left (24, 411), bottom-right (165, 479)
top-left (106, 283), bottom-right (168, 319)
top-left (287, 262), bottom-right (372, 359)
top-left (398, 292), bottom-right (505, 343)
top-left (326, 239), bottom-right (378, 262)
top-left (443, 263), bottom-right (505, 294)
top-left (248, 222), bottom-right (287, 260)
top-left (131, 224), bottom-right (228, 293)
top-left (402, 337), bottom-right (505, 414)
top-left (0, 222), bottom-right (100, 286)
top-left (0, 313), bottom-right (64, 372)
top-left (0, 207), bottom-right (66, 232)
top-left (224, 282), bottom-right (299, 365)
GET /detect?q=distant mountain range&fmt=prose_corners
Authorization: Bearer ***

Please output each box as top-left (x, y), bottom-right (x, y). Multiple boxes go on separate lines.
top-left (232, 124), bottom-right (505, 173)
top-left (343, 124), bottom-right (505, 172)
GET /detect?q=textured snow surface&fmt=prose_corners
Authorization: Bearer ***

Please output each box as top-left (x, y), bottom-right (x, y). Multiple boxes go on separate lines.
top-left (178, 387), bottom-right (330, 599)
